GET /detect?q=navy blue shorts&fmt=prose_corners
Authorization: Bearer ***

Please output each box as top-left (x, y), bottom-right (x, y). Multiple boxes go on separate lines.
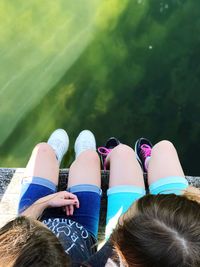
top-left (18, 176), bottom-right (102, 238)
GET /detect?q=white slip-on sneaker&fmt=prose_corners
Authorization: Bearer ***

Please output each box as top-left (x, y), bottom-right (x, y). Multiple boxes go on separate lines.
top-left (74, 130), bottom-right (96, 158)
top-left (47, 129), bottom-right (69, 164)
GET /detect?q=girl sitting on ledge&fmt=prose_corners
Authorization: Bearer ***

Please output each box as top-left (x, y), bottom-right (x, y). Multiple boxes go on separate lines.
top-left (86, 138), bottom-right (200, 267)
top-left (0, 129), bottom-right (101, 267)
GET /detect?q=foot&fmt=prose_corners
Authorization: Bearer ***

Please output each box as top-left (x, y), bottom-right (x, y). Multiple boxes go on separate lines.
top-left (74, 130), bottom-right (96, 158)
top-left (135, 137), bottom-right (152, 172)
top-left (47, 129), bottom-right (69, 165)
top-left (98, 137), bottom-right (120, 170)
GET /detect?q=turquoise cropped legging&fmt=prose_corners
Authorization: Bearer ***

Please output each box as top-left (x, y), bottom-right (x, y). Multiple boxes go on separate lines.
top-left (105, 176), bottom-right (188, 239)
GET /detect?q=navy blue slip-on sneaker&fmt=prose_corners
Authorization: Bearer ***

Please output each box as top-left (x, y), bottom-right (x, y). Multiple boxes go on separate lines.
top-left (135, 137), bottom-right (153, 172)
top-left (98, 137), bottom-right (120, 170)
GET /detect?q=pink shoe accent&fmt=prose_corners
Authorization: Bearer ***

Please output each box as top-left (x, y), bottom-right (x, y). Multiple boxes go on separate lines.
top-left (98, 147), bottom-right (112, 171)
top-left (140, 144), bottom-right (152, 157)
top-left (140, 144), bottom-right (152, 171)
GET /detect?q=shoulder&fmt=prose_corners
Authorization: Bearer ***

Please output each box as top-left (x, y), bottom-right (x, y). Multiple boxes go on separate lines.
top-left (85, 240), bottom-right (119, 267)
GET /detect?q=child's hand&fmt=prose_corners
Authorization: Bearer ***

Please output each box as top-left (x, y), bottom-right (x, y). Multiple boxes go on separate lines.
top-left (40, 191), bottom-right (79, 216)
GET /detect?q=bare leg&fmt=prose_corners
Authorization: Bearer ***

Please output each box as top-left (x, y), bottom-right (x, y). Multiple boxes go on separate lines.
top-left (148, 140), bottom-right (185, 185)
top-left (67, 150), bottom-right (101, 238)
top-left (105, 144), bottom-right (145, 239)
top-left (108, 144), bottom-right (144, 188)
top-left (68, 150), bottom-right (101, 188)
top-left (24, 142), bottom-right (59, 185)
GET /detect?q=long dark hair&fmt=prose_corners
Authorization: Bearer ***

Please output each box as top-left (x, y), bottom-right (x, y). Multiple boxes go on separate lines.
top-left (0, 216), bottom-right (70, 267)
top-left (110, 194), bottom-right (200, 267)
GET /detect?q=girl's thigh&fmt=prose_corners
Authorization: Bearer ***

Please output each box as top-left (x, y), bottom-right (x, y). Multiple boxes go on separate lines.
top-left (106, 185), bottom-right (146, 239)
top-left (18, 176), bottom-right (56, 214)
top-left (68, 184), bottom-right (102, 239)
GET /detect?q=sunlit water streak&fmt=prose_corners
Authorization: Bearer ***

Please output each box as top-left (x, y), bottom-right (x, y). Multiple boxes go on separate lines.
top-left (0, 0), bottom-right (101, 146)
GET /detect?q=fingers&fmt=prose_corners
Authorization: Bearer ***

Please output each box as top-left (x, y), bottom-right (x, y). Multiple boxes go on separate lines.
top-left (69, 204), bottom-right (74, 215)
top-left (61, 191), bottom-right (79, 216)
top-left (74, 199), bottom-right (79, 208)
top-left (65, 204), bottom-right (74, 216)
top-left (51, 191), bottom-right (80, 215)
top-left (65, 206), bottom-right (70, 216)
top-left (62, 191), bottom-right (80, 208)
top-left (60, 199), bottom-right (78, 207)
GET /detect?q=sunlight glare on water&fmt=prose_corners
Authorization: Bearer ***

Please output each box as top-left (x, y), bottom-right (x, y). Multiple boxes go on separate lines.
top-left (0, 0), bottom-right (100, 146)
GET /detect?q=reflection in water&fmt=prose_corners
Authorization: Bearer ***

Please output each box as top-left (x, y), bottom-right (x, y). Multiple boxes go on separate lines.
top-left (0, 0), bottom-right (101, 145)
top-left (0, 0), bottom-right (200, 175)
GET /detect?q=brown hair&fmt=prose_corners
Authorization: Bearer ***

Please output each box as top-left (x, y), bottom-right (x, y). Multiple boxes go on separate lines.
top-left (0, 216), bottom-right (70, 267)
top-left (110, 194), bottom-right (200, 267)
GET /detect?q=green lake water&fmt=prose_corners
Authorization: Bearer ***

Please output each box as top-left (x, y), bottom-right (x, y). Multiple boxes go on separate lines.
top-left (0, 0), bottom-right (199, 175)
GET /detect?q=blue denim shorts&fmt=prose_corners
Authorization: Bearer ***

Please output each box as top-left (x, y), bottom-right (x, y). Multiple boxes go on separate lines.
top-left (18, 176), bottom-right (102, 238)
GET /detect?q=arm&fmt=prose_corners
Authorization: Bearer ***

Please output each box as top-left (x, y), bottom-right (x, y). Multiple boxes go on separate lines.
top-left (21, 191), bottom-right (79, 220)
top-left (85, 240), bottom-right (117, 267)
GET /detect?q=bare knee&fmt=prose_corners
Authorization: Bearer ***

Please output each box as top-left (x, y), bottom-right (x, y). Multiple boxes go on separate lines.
top-left (82, 150), bottom-right (100, 162)
top-left (75, 150), bottom-right (100, 165)
top-left (111, 144), bottom-right (135, 158)
top-left (32, 142), bottom-right (54, 156)
top-left (152, 140), bottom-right (176, 154)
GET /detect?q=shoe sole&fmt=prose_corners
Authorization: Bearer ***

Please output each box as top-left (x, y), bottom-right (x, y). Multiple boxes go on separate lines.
top-left (134, 139), bottom-right (143, 167)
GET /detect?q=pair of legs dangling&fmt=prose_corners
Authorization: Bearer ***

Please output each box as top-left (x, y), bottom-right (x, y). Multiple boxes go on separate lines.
top-left (105, 140), bottom-right (188, 238)
top-left (18, 130), bottom-right (188, 240)
top-left (19, 130), bottom-right (101, 238)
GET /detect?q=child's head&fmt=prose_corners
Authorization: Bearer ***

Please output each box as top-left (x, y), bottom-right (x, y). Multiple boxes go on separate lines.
top-left (110, 193), bottom-right (200, 267)
top-left (0, 216), bottom-right (70, 267)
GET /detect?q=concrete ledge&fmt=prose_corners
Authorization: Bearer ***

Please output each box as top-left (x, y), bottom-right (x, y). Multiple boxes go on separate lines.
top-left (1, 168), bottom-right (200, 193)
